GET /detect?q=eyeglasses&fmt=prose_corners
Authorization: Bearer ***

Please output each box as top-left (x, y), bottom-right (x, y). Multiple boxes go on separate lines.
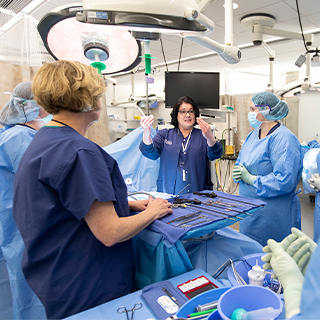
top-left (178, 110), bottom-right (195, 115)
top-left (255, 104), bottom-right (272, 111)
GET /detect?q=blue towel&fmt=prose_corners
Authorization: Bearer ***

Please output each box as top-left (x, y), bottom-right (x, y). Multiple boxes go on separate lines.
top-left (146, 192), bottom-right (266, 244)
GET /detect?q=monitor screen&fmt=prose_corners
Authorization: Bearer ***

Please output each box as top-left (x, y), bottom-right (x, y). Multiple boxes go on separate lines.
top-left (165, 71), bottom-right (220, 109)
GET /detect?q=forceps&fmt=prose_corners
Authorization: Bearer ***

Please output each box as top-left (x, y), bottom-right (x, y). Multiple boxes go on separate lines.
top-left (117, 302), bottom-right (143, 320)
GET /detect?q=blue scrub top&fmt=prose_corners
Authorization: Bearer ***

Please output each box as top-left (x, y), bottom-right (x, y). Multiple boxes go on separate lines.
top-left (139, 127), bottom-right (223, 195)
top-left (236, 124), bottom-right (303, 246)
top-left (13, 126), bottom-right (135, 319)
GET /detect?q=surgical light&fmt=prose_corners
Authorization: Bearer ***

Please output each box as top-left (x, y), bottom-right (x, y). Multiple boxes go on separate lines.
top-left (37, 4), bottom-right (142, 75)
top-left (76, 0), bottom-right (241, 65)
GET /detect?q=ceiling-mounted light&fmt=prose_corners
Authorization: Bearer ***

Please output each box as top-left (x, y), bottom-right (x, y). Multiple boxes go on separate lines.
top-left (37, 4), bottom-right (142, 75)
top-left (76, 0), bottom-right (241, 64)
top-left (241, 12), bottom-right (320, 97)
top-left (223, 3), bottom-right (238, 9)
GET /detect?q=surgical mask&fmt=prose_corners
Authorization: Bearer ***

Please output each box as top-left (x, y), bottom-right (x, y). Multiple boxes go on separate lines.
top-left (248, 112), bottom-right (262, 129)
top-left (33, 114), bottom-right (53, 124)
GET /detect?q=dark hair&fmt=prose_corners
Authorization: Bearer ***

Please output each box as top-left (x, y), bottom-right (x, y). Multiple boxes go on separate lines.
top-left (170, 96), bottom-right (199, 128)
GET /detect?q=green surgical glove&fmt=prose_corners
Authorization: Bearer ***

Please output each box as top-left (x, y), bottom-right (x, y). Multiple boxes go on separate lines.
top-left (291, 228), bottom-right (318, 253)
top-left (263, 228), bottom-right (317, 275)
top-left (232, 165), bottom-right (242, 182)
top-left (263, 239), bottom-right (304, 319)
top-left (239, 164), bottom-right (256, 185)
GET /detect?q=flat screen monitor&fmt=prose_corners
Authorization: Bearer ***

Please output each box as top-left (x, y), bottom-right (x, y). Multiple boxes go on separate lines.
top-left (165, 71), bottom-right (220, 109)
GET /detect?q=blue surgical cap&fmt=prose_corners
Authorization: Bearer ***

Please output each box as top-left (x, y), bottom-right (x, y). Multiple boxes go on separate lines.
top-left (0, 81), bottom-right (40, 125)
top-left (252, 91), bottom-right (288, 120)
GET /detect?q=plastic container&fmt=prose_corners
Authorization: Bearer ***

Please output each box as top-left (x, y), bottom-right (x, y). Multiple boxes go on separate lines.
top-left (175, 287), bottom-right (230, 319)
top-left (228, 253), bottom-right (269, 287)
top-left (247, 260), bottom-right (265, 286)
top-left (217, 285), bottom-right (283, 320)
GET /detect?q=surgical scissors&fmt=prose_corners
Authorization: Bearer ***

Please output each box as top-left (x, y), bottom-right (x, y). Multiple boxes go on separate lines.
top-left (117, 302), bottom-right (143, 320)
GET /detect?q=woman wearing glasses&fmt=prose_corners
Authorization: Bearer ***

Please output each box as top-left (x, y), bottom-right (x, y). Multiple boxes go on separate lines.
top-left (140, 96), bottom-right (222, 195)
top-left (232, 91), bottom-right (303, 246)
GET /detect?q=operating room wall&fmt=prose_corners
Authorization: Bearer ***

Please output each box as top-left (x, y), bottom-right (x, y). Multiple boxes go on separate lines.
top-left (105, 67), bottom-right (301, 149)
top-left (0, 62), bottom-right (110, 147)
top-left (298, 90), bottom-right (320, 142)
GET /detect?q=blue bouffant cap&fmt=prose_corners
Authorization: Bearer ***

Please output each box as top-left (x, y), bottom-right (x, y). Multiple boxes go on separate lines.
top-left (252, 91), bottom-right (288, 120)
top-left (0, 81), bottom-right (40, 125)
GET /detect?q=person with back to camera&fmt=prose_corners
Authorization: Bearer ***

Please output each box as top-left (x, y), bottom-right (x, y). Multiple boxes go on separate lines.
top-left (12, 60), bottom-right (173, 320)
top-left (139, 96), bottom-right (223, 195)
top-left (232, 91), bottom-right (303, 246)
top-left (0, 81), bottom-right (48, 320)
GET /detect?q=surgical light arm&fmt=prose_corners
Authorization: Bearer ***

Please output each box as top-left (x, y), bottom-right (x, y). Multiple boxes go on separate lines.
top-left (185, 36), bottom-right (241, 64)
top-left (261, 41), bottom-right (275, 92)
top-left (184, 1), bottom-right (241, 64)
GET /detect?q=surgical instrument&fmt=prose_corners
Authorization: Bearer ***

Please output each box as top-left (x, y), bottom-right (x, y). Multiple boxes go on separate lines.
top-left (171, 203), bottom-right (188, 209)
top-left (204, 201), bottom-right (252, 216)
top-left (162, 288), bottom-right (181, 307)
top-left (117, 302), bottom-right (143, 320)
top-left (195, 191), bottom-right (265, 208)
top-left (127, 191), bottom-right (156, 200)
top-left (174, 184), bottom-right (191, 198)
top-left (174, 214), bottom-right (208, 228)
top-left (173, 199), bottom-right (240, 220)
top-left (167, 211), bottom-right (202, 224)
top-left (179, 218), bottom-right (217, 228)
top-left (135, 105), bottom-right (146, 117)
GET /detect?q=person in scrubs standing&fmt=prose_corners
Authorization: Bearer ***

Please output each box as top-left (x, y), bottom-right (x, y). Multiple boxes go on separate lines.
top-left (139, 96), bottom-right (223, 195)
top-left (232, 91), bottom-right (303, 246)
top-left (0, 82), bottom-right (47, 319)
top-left (12, 61), bottom-right (172, 320)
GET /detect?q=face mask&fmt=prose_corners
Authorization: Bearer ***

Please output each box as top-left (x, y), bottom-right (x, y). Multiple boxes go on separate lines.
top-left (33, 114), bottom-right (53, 124)
top-left (248, 112), bottom-right (262, 129)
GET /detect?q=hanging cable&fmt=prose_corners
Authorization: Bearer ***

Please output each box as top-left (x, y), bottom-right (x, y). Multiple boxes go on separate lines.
top-left (295, 0), bottom-right (318, 55)
top-left (160, 38), bottom-right (169, 72)
top-left (177, 38), bottom-right (184, 71)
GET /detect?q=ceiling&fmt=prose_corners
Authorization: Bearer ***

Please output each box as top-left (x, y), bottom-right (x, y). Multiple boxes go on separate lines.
top-left (2, 0), bottom-right (320, 78)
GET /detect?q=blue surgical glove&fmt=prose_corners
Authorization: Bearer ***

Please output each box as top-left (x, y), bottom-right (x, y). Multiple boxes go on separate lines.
top-left (232, 165), bottom-right (242, 182)
top-left (238, 164), bottom-right (256, 185)
top-left (308, 173), bottom-right (320, 192)
top-left (262, 239), bottom-right (304, 319)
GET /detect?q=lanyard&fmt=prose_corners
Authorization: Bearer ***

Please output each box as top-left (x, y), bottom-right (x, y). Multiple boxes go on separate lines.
top-left (182, 129), bottom-right (192, 153)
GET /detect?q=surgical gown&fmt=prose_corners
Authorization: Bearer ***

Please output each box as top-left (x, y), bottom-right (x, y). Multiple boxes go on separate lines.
top-left (139, 127), bottom-right (223, 195)
top-left (313, 152), bottom-right (320, 242)
top-left (290, 237), bottom-right (320, 320)
top-left (236, 124), bottom-right (303, 246)
top-left (0, 125), bottom-right (46, 319)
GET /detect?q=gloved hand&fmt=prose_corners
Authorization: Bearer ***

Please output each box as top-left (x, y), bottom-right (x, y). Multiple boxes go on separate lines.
top-left (232, 165), bottom-right (242, 182)
top-left (263, 228), bottom-right (317, 275)
top-left (308, 173), bottom-right (320, 192)
top-left (140, 115), bottom-right (154, 133)
top-left (262, 239), bottom-right (304, 319)
top-left (263, 235), bottom-right (311, 276)
top-left (140, 115), bottom-right (154, 144)
top-left (232, 164), bottom-right (256, 184)
top-left (291, 227), bottom-right (318, 253)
